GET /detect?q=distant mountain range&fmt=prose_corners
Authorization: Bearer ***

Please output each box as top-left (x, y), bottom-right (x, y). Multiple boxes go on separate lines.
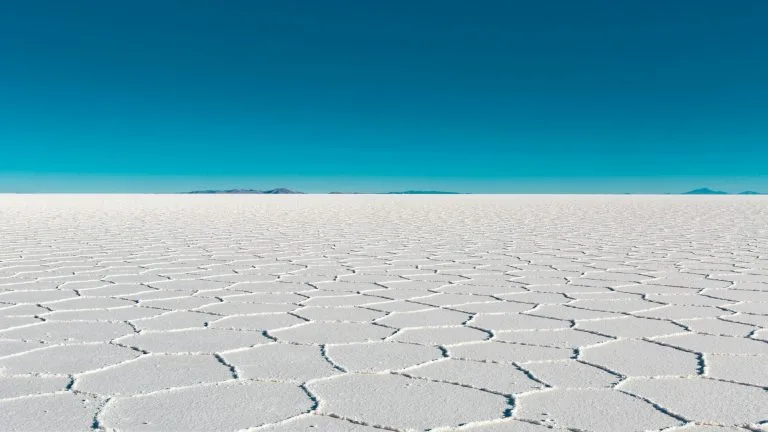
top-left (682, 188), bottom-right (728, 195)
top-left (186, 188), bottom-right (303, 194)
top-left (187, 189), bottom-right (462, 195)
top-left (682, 188), bottom-right (763, 195)
top-left (184, 187), bottom-right (762, 195)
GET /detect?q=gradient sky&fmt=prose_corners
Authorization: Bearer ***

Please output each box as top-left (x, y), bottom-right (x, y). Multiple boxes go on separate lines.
top-left (1, 1), bottom-right (766, 193)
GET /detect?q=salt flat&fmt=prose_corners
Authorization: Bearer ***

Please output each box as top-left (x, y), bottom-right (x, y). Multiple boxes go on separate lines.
top-left (0, 194), bottom-right (766, 432)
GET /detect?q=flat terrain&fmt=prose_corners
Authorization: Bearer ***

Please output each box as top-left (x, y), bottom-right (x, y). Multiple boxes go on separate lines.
top-left (0, 195), bottom-right (766, 432)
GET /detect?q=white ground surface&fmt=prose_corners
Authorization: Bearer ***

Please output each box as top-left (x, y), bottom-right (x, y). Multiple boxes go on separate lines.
top-left (0, 194), bottom-right (766, 432)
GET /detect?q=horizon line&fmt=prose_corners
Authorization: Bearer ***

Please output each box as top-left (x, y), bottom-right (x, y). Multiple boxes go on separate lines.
top-left (1, 192), bottom-right (763, 196)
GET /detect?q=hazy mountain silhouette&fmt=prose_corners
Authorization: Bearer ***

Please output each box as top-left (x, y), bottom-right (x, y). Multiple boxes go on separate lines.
top-left (186, 188), bottom-right (303, 194)
top-left (738, 191), bottom-right (762, 195)
top-left (682, 188), bottom-right (728, 195)
top-left (263, 188), bottom-right (303, 194)
top-left (186, 189), bottom-right (461, 194)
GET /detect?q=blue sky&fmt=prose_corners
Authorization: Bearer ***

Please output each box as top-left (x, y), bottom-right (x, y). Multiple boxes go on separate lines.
top-left (1, 1), bottom-right (766, 193)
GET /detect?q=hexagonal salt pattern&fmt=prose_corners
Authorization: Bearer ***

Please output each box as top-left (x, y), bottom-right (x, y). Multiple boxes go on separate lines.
top-left (0, 194), bottom-right (767, 431)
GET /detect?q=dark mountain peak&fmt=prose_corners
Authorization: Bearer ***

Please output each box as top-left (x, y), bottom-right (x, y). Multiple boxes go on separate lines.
top-left (262, 188), bottom-right (304, 194)
top-left (682, 188), bottom-right (728, 195)
top-left (739, 191), bottom-right (762, 195)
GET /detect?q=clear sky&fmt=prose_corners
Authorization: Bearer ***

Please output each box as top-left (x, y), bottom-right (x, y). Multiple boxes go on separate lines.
top-left (1, 1), bottom-right (766, 193)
